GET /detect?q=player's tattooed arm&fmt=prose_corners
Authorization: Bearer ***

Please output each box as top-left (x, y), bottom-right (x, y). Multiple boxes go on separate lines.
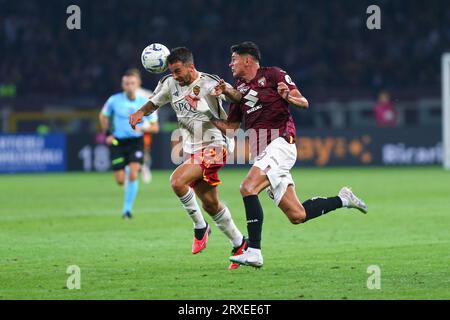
top-left (277, 82), bottom-right (309, 109)
top-left (212, 79), bottom-right (242, 103)
top-left (129, 100), bottom-right (158, 129)
top-left (140, 99), bottom-right (159, 116)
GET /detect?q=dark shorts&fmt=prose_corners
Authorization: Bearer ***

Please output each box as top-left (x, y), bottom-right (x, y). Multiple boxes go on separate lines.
top-left (110, 137), bottom-right (144, 171)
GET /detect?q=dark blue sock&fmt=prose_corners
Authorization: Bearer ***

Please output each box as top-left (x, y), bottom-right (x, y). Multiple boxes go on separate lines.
top-left (303, 196), bottom-right (342, 222)
top-left (243, 195), bottom-right (264, 249)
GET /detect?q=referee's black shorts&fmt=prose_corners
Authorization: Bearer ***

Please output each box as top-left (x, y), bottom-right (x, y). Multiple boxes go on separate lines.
top-left (110, 137), bottom-right (144, 171)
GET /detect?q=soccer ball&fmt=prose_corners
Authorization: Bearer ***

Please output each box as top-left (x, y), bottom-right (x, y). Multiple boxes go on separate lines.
top-left (141, 43), bottom-right (170, 74)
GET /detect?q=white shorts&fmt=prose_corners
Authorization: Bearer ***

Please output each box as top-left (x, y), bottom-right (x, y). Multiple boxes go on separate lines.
top-left (253, 137), bottom-right (297, 206)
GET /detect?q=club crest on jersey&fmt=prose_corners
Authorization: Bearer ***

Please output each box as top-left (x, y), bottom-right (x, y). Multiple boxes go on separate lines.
top-left (258, 77), bottom-right (266, 87)
top-left (193, 85), bottom-right (201, 96)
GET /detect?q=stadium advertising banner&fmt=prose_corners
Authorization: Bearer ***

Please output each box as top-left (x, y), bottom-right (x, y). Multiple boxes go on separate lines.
top-left (19, 128), bottom-right (441, 173)
top-left (67, 134), bottom-right (110, 172)
top-left (0, 134), bottom-right (66, 173)
top-left (297, 127), bottom-right (442, 167)
top-left (66, 133), bottom-right (174, 172)
top-left (67, 127), bottom-right (442, 171)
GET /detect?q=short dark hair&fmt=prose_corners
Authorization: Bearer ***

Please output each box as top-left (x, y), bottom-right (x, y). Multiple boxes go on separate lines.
top-left (231, 41), bottom-right (261, 62)
top-left (167, 47), bottom-right (194, 65)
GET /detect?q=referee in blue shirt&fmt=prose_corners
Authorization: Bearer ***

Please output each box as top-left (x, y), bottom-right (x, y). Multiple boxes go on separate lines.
top-left (99, 69), bottom-right (159, 219)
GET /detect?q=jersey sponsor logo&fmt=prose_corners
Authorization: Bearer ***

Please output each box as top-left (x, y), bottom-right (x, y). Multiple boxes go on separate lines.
top-left (174, 100), bottom-right (196, 113)
top-left (244, 89), bottom-right (263, 114)
top-left (257, 77), bottom-right (266, 87)
top-left (246, 104), bottom-right (262, 114)
top-left (244, 89), bottom-right (259, 108)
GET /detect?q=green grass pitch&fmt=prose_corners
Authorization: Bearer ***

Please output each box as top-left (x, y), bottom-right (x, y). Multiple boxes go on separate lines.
top-left (0, 167), bottom-right (449, 300)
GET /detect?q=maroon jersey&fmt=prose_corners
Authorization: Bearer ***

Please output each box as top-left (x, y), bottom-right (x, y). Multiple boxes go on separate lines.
top-left (227, 67), bottom-right (297, 156)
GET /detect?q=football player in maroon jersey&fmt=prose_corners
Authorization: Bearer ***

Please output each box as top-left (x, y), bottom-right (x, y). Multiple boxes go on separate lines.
top-left (207, 42), bottom-right (368, 267)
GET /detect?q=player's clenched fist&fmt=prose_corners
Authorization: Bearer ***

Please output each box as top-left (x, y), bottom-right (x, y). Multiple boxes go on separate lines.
top-left (211, 79), bottom-right (227, 97)
top-left (129, 110), bottom-right (144, 129)
top-left (277, 82), bottom-right (290, 100)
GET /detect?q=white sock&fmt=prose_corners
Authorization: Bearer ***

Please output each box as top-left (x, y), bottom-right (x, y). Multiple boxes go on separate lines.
top-left (247, 247), bottom-right (261, 255)
top-left (179, 188), bottom-right (206, 229)
top-left (339, 196), bottom-right (349, 207)
top-left (212, 207), bottom-right (243, 248)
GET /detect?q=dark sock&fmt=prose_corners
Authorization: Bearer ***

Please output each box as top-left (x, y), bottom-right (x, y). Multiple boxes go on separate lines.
top-left (303, 196), bottom-right (342, 222)
top-left (194, 223), bottom-right (208, 240)
top-left (243, 195), bottom-right (264, 249)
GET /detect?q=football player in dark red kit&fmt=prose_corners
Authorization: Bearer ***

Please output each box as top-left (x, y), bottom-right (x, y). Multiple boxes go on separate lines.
top-left (206, 41), bottom-right (368, 268)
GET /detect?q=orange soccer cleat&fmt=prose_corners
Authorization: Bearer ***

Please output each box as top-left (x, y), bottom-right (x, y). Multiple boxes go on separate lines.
top-left (228, 237), bottom-right (248, 270)
top-left (192, 224), bottom-right (211, 254)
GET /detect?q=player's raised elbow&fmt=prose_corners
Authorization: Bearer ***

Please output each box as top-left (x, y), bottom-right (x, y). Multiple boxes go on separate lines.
top-left (298, 97), bottom-right (309, 109)
top-left (302, 99), bottom-right (309, 109)
top-left (290, 90), bottom-right (309, 109)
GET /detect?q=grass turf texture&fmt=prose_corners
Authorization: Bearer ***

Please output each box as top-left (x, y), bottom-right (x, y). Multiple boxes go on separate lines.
top-left (0, 167), bottom-right (449, 300)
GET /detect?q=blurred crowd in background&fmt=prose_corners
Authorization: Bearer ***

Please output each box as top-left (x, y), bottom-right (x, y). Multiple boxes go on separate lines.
top-left (1, 0), bottom-right (449, 107)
